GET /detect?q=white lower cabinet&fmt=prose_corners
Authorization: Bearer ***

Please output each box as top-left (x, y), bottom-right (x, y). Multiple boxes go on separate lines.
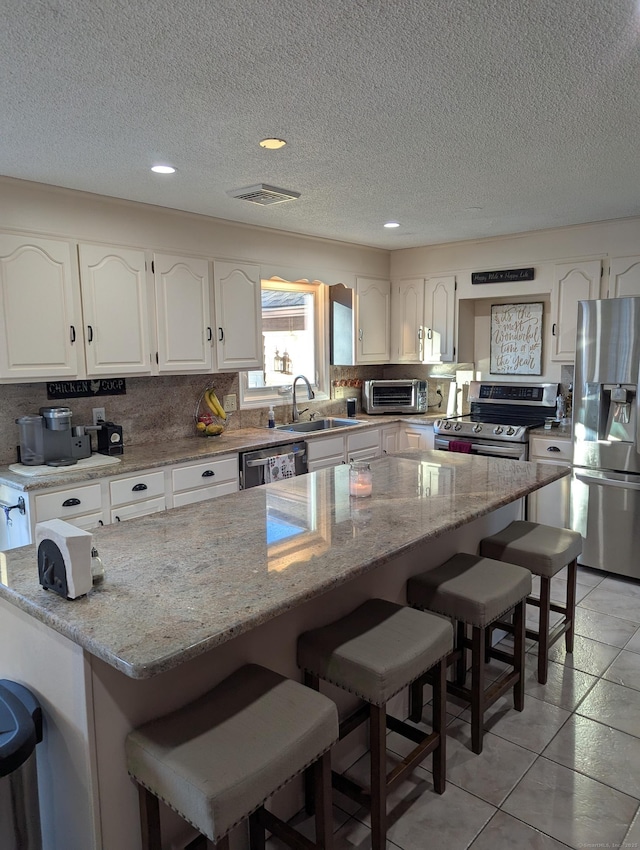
top-left (171, 455), bottom-right (238, 507)
top-left (527, 436), bottom-right (572, 527)
top-left (111, 497), bottom-right (166, 523)
top-left (399, 424), bottom-right (434, 451)
top-left (35, 482), bottom-right (104, 525)
top-left (306, 435), bottom-right (346, 472)
top-left (346, 428), bottom-right (381, 463)
top-left (380, 424), bottom-right (399, 454)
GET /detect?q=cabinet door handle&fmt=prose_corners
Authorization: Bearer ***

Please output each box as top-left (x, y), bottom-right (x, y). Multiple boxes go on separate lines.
top-left (547, 446), bottom-right (561, 452)
top-left (417, 327), bottom-right (423, 340)
top-left (98, 520), bottom-right (104, 526)
top-left (207, 327), bottom-right (212, 342)
top-left (70, 325), bottom-right (76, 343)
top-left (552, 323), bottom-right (557, 336)
top-left (115, 515), bottom-right (121, 522)
top-left (202, 469), bottom-right (215, 477)
top-left (358, 328), bottom-right (363, 341)
top-left (87, 325), bottom-right (94, 343)
top-left (132, 482), bottom-right (148, 492)
top-left (218, 327), bottom-right (224, 341)
top-left (62, 498), bottom-right (81, 507)
top-left (427, 328), bottom-right (433, 340)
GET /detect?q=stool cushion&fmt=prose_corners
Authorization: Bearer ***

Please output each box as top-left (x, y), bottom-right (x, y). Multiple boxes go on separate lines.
top-left (480, 520), bottom-right (582, 578)
top-left (125, 664), bottom-right (338, 842)
top-left (297, 598), bottom-right (453, 706)
top-left (407, 553), bottom-right (531, 627)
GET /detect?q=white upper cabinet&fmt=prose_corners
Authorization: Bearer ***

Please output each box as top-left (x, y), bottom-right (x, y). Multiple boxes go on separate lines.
top-left (0, 234), bottom-right (84, 380)
top-left (78, 244), bottom-right (152, 376)
top-left (551, 260), bottom-right (601, 361)
top-left (213, 261), bottom-right (262, 370)
top-left (355, 276), bottom-right (391, 363)
top-left (391, 278), bottom-right (424, 363)
top-left (424, 275), bottom-right (456, 363)
top-left (154, 253), bottom-right (212, 373)
top-left (608, 256), bottom-right (640, 299)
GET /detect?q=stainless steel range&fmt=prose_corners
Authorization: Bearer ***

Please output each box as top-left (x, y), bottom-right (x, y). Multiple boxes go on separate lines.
top-left (433, 381), bottom-right (558, 460)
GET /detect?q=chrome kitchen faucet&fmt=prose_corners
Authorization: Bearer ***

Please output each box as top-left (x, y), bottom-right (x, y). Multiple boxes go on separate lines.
top-left (292, 375), bottom-right (315, 421)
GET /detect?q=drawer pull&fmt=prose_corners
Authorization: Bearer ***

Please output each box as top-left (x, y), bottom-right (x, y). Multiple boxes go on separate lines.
top-left (547, 446), bottom-right (561, 452)
top-left (115, 515), bottom-right (121, 522)
top-left (132, 483), bottom-right (148, 492)
top-left (202, 469), bottom-right (215, 477)
top-left (98, 520), bottom-right (104, 526)
top-left (62, 498), bottom-right (81, 507)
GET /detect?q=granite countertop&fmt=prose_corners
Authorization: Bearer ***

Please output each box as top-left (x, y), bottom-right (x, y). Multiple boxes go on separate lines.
top-left (529, 422), bottom-right (572, 439)
top-left (0, 414), bottom-right (442, 491)
top-left (0, 451), bottom-right (567, 679)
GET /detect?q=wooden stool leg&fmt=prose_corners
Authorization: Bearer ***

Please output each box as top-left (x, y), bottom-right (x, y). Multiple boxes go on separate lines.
top-left (303, 671), bottom-right (321, 815)
top-left (409, 674), bottom-right (424, 723)
top-left (138, 786), bottom-right (162, 850)
top-left (248, 810), bottom-right (266, 850)
top-left (484, 624), bottom-right (493, 663)
top-left (455, 620), bottom-right (466, 686)
top-left (471, 626), bottom-right (485, 755)
top-left (314, 751), bottom-right (333, 850)
top-left (432, 657), bottom-right (447, 794)
top-left (537, 577), bottom-right (551, 685)
top-left (565, 559), bottom-right (577, 653)
top-left (513, 600), bottom-right (526, 711)
top-left (369, 704), bottom-right (387, 850)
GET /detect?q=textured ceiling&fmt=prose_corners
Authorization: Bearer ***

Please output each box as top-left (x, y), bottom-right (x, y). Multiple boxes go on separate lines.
top-left (2, 0), bottom-right (640, 249)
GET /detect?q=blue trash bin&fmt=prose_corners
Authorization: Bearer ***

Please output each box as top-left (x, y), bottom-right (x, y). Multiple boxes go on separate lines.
top-left (0, 680), bottom-right (43, 850)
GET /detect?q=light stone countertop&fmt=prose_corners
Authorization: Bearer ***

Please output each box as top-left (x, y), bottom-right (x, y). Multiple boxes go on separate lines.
top-left (0, 414), bottom-right (443, 491)
top-left (0, 451), bottom-right (568, 679)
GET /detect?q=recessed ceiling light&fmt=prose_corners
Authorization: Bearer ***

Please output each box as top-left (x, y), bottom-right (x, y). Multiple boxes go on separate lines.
top-left (151, 164), bottom-right (176, 174)
top-left (384, 221), bottom-right (400, 228)
top-left (259, 138), bottom-right (287, 150)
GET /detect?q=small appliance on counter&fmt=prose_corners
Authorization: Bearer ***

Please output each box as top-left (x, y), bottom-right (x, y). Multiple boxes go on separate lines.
top-left (15, 407), bottom-right (91, 467)
top-left (96, 421), bottom-right (124, 455)
top-left (362, 379), bottom-right (427, 414)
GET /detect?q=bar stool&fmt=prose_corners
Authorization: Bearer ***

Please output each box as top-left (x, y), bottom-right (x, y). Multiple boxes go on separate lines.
top-left (407, 553), bottom-right (531, 755)
top-left (297, 598), bottom-right (453, 850)
top-left (126, 664), bottom-right (339, 850)
top-left (480, 520), bottom-right (582, 684)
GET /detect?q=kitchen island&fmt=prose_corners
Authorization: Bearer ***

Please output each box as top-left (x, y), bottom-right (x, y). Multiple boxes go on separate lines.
top-left (0, 451), bottom-right (568, 850)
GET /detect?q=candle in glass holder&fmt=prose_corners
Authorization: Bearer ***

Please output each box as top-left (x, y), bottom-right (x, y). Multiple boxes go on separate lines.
top-left (349, 461), bottom-right (372, 497)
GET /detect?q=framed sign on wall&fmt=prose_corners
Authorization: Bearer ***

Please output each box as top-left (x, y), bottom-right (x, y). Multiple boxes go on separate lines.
top-left (490, 302), bottom-right (543, 375)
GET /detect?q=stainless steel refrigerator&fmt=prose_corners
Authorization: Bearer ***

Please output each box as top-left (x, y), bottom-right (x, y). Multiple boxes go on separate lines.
top-left (571, 297), bottom-right (640, 578)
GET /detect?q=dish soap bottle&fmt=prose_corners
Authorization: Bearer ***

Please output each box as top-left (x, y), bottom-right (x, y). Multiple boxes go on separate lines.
top-left (268, 406), bottom-right (275, 428)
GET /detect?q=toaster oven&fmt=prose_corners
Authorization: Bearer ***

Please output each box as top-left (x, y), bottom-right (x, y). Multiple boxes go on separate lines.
top-left (363, 380), bottom-right (428, 414)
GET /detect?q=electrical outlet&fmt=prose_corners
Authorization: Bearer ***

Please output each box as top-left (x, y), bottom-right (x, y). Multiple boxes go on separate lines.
top-left (223, 394), bottom-right (237, 412)
top-left (92, 407), bottom-right (106, 425)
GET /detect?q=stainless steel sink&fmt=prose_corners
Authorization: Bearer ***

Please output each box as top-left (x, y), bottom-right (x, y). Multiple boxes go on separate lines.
top-left (274, 417), bottom-right (366, 433)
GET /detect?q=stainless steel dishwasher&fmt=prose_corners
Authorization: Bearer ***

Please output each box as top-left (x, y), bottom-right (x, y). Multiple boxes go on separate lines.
top-left (239, 442), bottom-right (308, 489)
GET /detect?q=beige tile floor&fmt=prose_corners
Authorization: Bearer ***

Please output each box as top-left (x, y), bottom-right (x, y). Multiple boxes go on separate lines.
top-left (270, 564), bottom-right (640, 850)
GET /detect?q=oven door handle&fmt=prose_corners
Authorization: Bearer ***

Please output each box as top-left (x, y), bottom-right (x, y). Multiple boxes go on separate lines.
top-left (435, 437), bottom-right (524, 459)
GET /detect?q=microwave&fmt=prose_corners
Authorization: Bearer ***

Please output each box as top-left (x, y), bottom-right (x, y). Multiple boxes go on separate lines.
top-left (363, 379), bottom-right (428, 414)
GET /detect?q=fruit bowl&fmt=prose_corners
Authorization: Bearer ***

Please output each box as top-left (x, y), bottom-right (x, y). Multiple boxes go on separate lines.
top-left (194, 387), bottom-right (228, 437)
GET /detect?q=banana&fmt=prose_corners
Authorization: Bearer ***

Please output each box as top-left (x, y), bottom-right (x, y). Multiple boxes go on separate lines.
top-left (207, 389), bottom-right (227, 420)
top-left (203, 391), bottom-right (218, 416)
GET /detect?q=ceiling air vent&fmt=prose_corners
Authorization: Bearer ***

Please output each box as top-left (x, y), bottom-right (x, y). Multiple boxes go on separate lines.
top-left (227, 184), bottom-right (301, 206)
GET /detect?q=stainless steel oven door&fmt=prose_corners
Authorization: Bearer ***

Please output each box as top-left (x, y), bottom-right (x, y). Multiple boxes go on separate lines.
top-left (434, 435), bottom-right (528, 461)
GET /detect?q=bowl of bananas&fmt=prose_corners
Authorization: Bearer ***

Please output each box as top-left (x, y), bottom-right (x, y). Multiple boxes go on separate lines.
top-left (194, 387), bottom-right (228, 436)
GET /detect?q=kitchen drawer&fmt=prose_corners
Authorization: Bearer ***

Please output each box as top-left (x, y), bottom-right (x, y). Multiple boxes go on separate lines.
top-left (111, 497), bottom-right (166, 523)
top-left (172, 456), bottom-right (238, 493)
top-left (347, 447), bottom-right (379, 463)
top-left (173, 480), bottom-right (238, 508)
top-left (65, 512), bottom-right (105, 531)
top-left (529, 436), bottom-right (572, 462)
top-left (306, 435), bottom-right (345, 462)
top-left (35, 483), bottom-right (103, 522)
top-left (110, 470), bottom-right (165, 507)
top-left (347, 428), bottom-right (380, 454)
